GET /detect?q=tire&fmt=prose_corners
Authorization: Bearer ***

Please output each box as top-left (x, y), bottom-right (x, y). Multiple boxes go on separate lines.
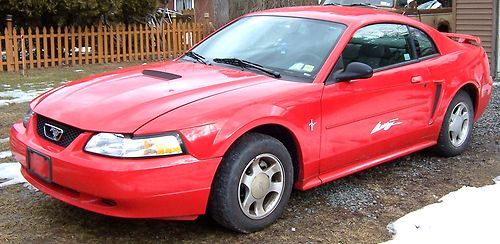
top-left (208, 133), bottom-right (294, 233)
top-left (433, 90), bottom-right (474, 157)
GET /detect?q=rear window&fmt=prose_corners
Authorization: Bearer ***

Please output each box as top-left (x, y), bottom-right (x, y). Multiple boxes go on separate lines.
top-left (409, 27), bottom-right (439, 58)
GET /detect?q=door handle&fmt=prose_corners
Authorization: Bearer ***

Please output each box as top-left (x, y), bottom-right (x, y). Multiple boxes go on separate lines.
top-left (411, 76), bottom-right (424, 84)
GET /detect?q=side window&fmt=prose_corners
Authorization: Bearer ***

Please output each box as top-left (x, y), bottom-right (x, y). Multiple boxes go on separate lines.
top-left (342, 24), bottom-right (416, 70)
top-left (409, 27), bottom-right (438, 58)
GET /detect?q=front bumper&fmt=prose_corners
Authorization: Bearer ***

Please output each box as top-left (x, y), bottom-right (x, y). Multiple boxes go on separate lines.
top-left (10, 120), bottom-right (221, 220)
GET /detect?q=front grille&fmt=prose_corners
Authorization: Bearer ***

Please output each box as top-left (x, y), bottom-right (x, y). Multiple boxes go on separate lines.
top-left (36, 115), bottom-right (84, 147)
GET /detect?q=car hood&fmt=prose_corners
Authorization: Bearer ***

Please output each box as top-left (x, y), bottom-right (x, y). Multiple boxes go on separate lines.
top-left (33, 61), bottom-right (273, 133)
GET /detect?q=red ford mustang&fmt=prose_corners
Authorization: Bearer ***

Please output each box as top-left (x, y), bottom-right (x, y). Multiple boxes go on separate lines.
top-left (10, 6), bottom-right (493, 232)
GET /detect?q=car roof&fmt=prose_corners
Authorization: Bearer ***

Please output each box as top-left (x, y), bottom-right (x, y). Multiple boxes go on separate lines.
top-left (248, 6), bottom-right (425, 29)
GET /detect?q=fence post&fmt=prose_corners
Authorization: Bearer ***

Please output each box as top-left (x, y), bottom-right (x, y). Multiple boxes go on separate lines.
top-left (63, 26), bottom-right (69, 65)
top-left (50, 27), bottom-right (56, 67)
top-left (203, 14), bottom-right (215, 38)
top-left (139, 24), bottom-right (144, 60)
top-left (28, 27), bottom-right (34, 69)
top-left (145, 24), bottom-right (150, 60)
top-left (155, 24), bottom-right (161, 60)
top-left (35, 27), bottom-right (41, 68)
top-left (42, 27), bottom-right (48, 67)
top-left (91, 26), bottom-right (96, 64)
top-left (109, 25), bottom-right (115, 63)
top-left (84, 26), bottom-right (89, 65)
top-left (122, 25), bottom-right (127, 62)
top-left (103, 24), bottom-right (108, 63)
top-left (127, 25), bottom-right (133, 61)
top-left (77, 26), bottom-right (83, 65)
top-left (57, 26), bottom-right (62, 66)
top-left (20, 28), bottom-right (25, 75)
top-left (12, 27), bottom-right (19, 71)
top-left (97, 23), bottom-right (103, 64)
top-left (133, 24), bottom-right (138, 61)
top-left (172, 18), bottom-right (178, 57)
top-left (5, 15), bottom-right (14, 71)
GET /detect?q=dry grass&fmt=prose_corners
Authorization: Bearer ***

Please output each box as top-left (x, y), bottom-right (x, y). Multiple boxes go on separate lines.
top-left (0, 62), bottom-right (144, 91)
top-left (0, 62), bottom-right (144, 157)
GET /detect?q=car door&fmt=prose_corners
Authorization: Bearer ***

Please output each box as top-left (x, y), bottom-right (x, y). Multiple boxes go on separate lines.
top-left (319, 23), bottom-right (436, 178)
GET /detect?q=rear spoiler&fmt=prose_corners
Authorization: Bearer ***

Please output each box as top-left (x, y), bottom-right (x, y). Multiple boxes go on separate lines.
top-left (443, 33), bottom-right (481, 45)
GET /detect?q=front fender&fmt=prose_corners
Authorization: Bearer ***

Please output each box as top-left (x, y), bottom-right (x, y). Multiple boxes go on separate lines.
top-left (135, 81), bottom-right (324, 183)
top-left (213, 104), bottom-right (295, 153)
top-left (180, 103), bottom-right (304, 160)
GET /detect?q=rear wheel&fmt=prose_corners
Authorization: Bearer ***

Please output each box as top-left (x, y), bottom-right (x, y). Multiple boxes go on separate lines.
top-left (433, 91), bottom-right (474, 157)
top-left (208, 133), bottom-right (293, 233)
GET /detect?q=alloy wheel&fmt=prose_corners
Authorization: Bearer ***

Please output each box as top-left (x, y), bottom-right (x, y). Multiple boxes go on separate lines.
top-left (238, 153), bottom-right (285, 219)
top-left (448, 102), bottom-right (470, 147)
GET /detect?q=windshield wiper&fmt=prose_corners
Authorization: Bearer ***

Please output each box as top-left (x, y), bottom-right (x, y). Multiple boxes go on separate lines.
top-left (184, 51), bottom-right (208, 65)
top-left (212, 58), bottom-right (281, 78)
top-left (324, 3), bottom-right (342, 6)
top-left (346, 3), bottom-right (379, 8)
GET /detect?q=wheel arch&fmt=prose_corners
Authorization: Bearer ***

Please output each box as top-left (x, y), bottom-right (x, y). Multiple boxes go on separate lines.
top-left (440, 81), bottom-right (480, 121)
top-left (458, 83), bottom-right (479, 119)
top-left (217, 121), bottom-right (303, 184)
top-left (246, 124), bottom-right (303, 183)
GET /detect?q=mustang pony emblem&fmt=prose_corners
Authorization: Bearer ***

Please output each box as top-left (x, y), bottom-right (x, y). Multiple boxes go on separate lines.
top-left (308, 119), bottom-right (317, 132)
top-left (371, 118), bottom-right (403, 135)
top-left (43, 123), bottom-right (64, 142)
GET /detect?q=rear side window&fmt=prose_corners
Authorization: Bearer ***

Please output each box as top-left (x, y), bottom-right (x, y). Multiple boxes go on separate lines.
top-left (342, 24), bottom-right (416, 70)
top-left (409, 27), bottom-right (438, 58)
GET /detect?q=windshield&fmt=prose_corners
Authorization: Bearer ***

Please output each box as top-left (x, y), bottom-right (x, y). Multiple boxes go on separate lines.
top-left (323, 0), bottom-right (394, 7)
top-left (185, 16), bottom-right (346, 82)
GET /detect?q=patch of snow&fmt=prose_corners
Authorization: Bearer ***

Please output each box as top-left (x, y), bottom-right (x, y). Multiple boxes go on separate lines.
top-left (386, 177), bottom-right (500, 243)
top-left (494, 82), bottom-right (500, 87)
top-left (23, 81), bottom-right (54, 87)
top-left (0, 138), bottom-right (9, 144)
top-left (74, 69), bottom-right (84, 73)
top-left (0, 88), bottom-right (50, 107)
top-left (0, 151), bottom-right (12, 159)
top-left (0, 163), bottom-right (29, 188)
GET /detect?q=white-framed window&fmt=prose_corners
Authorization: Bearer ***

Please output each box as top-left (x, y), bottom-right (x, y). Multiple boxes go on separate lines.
top-left (174, 0), bottom-right (195, 11)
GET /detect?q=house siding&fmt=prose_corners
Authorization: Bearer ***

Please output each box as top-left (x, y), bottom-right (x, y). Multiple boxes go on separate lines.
top-left (454, 0), bottom-right (498, 75)
top-left (497, 1), bottom-right (500, 77)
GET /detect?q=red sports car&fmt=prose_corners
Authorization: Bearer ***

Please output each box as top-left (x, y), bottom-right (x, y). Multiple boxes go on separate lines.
top-left (10, 6), bottom-right (493, 232)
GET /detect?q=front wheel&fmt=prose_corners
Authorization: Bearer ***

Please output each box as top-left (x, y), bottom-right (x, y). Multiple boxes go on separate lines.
top-left (208, 133), bottom-right (294, 233)
top-left (433, 90), bottom-right (474, 157)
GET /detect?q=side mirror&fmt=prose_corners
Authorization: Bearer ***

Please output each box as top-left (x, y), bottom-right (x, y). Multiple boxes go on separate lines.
top-left (335, 62), bottom-right (373, 82)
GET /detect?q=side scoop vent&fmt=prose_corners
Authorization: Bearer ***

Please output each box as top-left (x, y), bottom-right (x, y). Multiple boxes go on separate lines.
top-left (143, 70), bottom-right (182, 80)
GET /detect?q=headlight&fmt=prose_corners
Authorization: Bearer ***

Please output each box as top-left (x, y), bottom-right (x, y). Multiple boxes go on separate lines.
top-left (23, 107), bottom-right (34, 127)
top-left (84, 133), bottom-right (185, 158)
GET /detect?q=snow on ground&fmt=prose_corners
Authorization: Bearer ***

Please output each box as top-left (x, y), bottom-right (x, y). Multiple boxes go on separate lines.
top-left (0, 151), bottom-right (12, 159)
top-left (0, 163), bottom-right (29, 188)
top-left (494, 82), bottom-right (500, 87)
top-left (0, 88), bottom-right (50, 107)
top-left (0, 137), bottom-right (9, 144)
top-left (386, 177), bottom-right (500, 243)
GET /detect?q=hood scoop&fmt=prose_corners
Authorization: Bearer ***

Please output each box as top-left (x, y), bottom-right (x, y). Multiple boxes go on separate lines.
top-left (143, 70), bottom-right (182, 80)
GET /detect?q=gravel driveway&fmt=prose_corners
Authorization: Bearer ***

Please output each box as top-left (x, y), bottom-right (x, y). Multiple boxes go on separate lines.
top-left (0, 85), bottom-right (498, 243)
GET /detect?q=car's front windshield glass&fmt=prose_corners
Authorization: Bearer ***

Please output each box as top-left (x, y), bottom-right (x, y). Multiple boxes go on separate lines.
top-left (185, 16), bottom-right (346, 82)
top-left (323, 0), bottom-right (394, 7)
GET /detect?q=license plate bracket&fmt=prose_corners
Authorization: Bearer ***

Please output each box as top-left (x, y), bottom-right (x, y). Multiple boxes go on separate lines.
top-left (27, 148), bottom-right (52, 183)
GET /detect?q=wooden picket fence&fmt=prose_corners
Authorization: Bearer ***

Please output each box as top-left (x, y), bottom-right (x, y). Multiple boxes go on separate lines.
top-left (0, 20), bottom-right (205, 72)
